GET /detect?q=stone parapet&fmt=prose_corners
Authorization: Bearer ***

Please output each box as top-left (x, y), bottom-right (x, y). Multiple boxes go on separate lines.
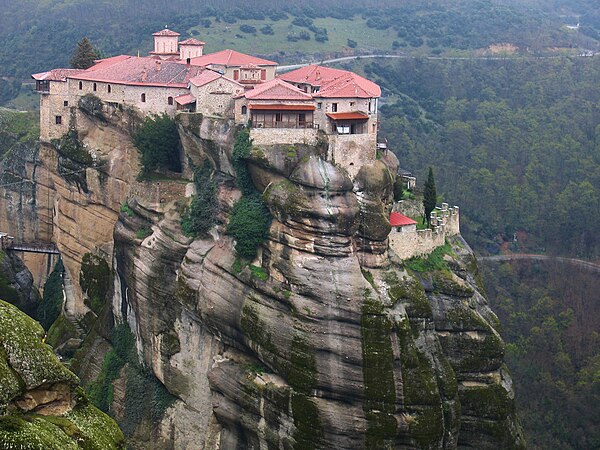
top-left (249, 127), bottom-right (319, 146)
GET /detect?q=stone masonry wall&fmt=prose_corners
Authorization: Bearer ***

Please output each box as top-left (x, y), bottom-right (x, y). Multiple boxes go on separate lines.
top-left (328, 133), bottom-right (377, 178)
top-left (250, 127), bottom-right (319, 146)
top-left (389, 203), bottom-right (460, 260)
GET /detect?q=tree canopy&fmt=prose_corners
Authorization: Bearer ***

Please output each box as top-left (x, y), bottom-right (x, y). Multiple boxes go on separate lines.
top-left (133, 114), bottom-right (182, 174)
top-left (423, 167), bottom-right (436, 226)
top-left (70, 37), bottom-right (100, 69)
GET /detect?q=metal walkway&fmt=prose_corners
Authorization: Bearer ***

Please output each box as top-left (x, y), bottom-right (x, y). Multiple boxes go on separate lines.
top-left (0, 233), bottom-right (60, 255)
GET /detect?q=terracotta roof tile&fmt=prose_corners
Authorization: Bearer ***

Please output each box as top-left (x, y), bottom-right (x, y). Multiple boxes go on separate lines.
top-left (153, 28), bottom-right (180, 37)
top-left (179, 38), bottom-right (205, 46)
top-left (244, 78), bottom-right (312, 101)
top-left (174, 94), bottom-right (196, 105)
top-left (326, 112), bottom-right (369, 120)
top-left (390, 212), bottom-right (417, 227)
top-left (32, 68), bottom-right (85, 81)
top-left (186, 49), bottom-right (277, 67)
top-left (70, 56), bottom-right (206, 87)
top-left (279, 64), bottom-right (381, 98)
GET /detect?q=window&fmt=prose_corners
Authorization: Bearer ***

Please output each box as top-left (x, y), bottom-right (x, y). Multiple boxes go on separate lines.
top-left (108, 85), bottom-right (112, 93)
top-left (241, 105), bottom-right (247, 115)
top-left (63, 100), bottom-right (69, 107)
top-left (350, 101), bottom-right (355, 107)
top-left (141, 93), bottom-right (146, 103)
top-left (332, 103), bottom-right (338, 112)
top-left (233, 70), bottom-right (239, 81)
top-left (79, 81), bottom-right (83, 90)
top-left (260, 69), bottom-right (266, 80)
top-left (55, 116), bottom-right (62, 125)
top-left (168, 96), bottom-right (174, 106)
top-left (317, 102), bottom-right (322, 110)
top-left (93, 83), bottom-right (97, 92)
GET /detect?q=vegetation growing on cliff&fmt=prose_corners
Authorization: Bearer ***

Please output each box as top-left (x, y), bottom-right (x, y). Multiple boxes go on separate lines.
top-left (36, 258), bottom-right (65, 330)
top-left (181, 162), bottom-right (218, 236)
top-left (79, 253), bottom-right (110, 315)
top-left (228, 127), bottom-right (272, 259)
top-left (133, 114), bottom-right (182, 175)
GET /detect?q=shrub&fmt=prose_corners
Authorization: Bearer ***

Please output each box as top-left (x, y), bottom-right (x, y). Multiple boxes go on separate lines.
top-left (261, 24), bottom-right (274, 35)
top-left (133, 114), bottom-right (181, 174)
top-left (79, 253), bottom-right (110, 315)
top-left (36, 259), bottom-right (64, 330)
top-left (347, 39), bottom-right (358, 48)
top-left (240, 24), bottom-right (257, 34)
top-left (227, 195), bottom-right (271, 259)
top-left (232, 127), bottom-right (255, 196)
top-left (181, 163), bottom-right (218, 237)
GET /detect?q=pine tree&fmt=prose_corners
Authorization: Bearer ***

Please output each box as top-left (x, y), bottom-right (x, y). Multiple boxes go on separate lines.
top-left (423, 167), bottom-right (437, 226)
top-left (70, 37), bottom-right (99, 69)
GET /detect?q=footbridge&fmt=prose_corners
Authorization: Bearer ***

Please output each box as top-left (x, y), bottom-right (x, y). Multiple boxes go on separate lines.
top-left (0, 233), bottom-right (59, 255)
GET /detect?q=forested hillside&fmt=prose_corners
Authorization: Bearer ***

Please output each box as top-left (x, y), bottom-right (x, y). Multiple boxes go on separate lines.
top-left (482, 259), bottom-right (600, 449)
top-left (366, 57), bottom-right (600, 257)
top-left (1, 0), bottom-right (599, 105)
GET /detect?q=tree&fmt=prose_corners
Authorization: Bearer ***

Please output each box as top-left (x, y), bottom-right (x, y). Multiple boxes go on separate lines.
top-left (423, 167), bottom-right (437, 226)
top-left (70, 37), bottom-right (99, 69)
top-left (133, 114), bottom-right (181, 174)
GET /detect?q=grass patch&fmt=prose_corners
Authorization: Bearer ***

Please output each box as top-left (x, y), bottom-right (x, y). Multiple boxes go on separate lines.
top-left (249, 265), bottom-right (268, 281)
top-left (135, 227), bottom-right (152, 240)
top-left (404, 243), bottom-right (452, 272)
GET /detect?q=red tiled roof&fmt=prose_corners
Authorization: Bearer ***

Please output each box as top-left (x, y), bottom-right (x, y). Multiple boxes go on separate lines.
top-left (317, 72), bottom-right (381, 98)
top-left (390, 212), bottom-right (417, 227)
top-left (245, 78), bottom-right (312, 101)
top-left (189, 70), bottom-right (221, 87)
top-left (186, 49), bottom-right (277, 67)
top-left (249, 104), bottom-right (315, 111)
top-left (87, 55), bottom-right (132, 72)
top-left (175, 94), bottom-right (196, 105)
top-left (32, 68), bottom-right (85, 81)
top-left (326, 112), bottom-right (369, 120)
top-left (279, 65), bottom-right (349, 86)
top-left (153, 28), bottom-right (180, 37)
top-left (70, 56), bottom-right (206, 87)
top-left (179, 38), bottom-right (205, 46)
top-left (279, 64), bottom-right (381, 98)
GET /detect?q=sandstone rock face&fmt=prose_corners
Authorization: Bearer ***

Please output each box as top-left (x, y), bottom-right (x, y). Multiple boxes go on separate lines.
top-left (1, 106), bottom-right (525, 449)
top-left (0, 299), bottom-right (125, 449)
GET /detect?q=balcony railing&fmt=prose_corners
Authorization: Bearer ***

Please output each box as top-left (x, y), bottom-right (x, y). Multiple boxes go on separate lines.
top-left (252, 120), bottom-right (318, 129)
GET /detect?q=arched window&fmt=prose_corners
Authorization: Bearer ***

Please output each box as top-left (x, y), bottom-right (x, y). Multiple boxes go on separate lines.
top-left (93, 83), bottom-right (97, 91)
top-left (168, 96), bottom-right (173, 106)
top-left (107, 85), bottom-right (112, 93)
top-left (241, 105), bottom-right (247, 115)
top-left (79, 81), bottom-right (83, 90)
top-left (141, 93), bottom-right (146, 103)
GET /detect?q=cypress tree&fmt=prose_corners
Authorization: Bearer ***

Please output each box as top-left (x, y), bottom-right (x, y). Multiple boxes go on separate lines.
top-left (423, 167), bottom-right (437, 226)
top-left (70, 37), bottom-right (99, 69)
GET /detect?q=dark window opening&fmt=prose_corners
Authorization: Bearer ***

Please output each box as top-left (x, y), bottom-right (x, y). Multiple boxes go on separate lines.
top-left (141, 93), bottom-right (146, 102)
top-left (55, 116), bottom-right (62, 125)
top-left (317, 102), bottom-right (322, 109)
top-left (63, 100), bottom-right (68, 107)
top-left (241, 105), bottom-right (247, 114)
top-left (168, 96), bottom-right (174, 105)
top-left (108, 85), bottom-right (112, 93)
top-left (93, 83), bottom-right (97, 92)
top-left (79, 81), bottom-right (83, 90)
top-left (332, 103), bottom-right (338, 112)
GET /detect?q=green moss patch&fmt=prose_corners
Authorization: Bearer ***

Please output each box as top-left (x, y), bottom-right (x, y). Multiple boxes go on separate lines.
top-left (361, 290), bottom-right (397, 447)
top-left (460, 383), bottom-right (514, 420)
top-left (404, 243), bottom-right (452, 273)
top-left (46, 315), bottom-right (79, 349)
top-left (79, 253), bottom-right (110, 315)
top-left (432, 271), bottom-right (474, 297)
top-left (0, 300), bottom-right (78, 391)
top-left (36, 259), bottom-right (65, 331)
top-left (384, 271), bottom-right (432, 319)
top-left (240, 301), bottom-right (277, 355)
top-left (291, 393), bottom-right (324, 450)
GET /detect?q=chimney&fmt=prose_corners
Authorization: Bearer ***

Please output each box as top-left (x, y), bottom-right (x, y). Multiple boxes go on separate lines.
top-left (155, 60), bottom-right (162, 71)
top-left (141, 69), bottom-right (147, 82)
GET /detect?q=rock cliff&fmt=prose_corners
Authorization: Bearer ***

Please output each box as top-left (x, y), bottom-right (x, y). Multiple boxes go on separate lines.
top-left (0, 103), bottom-right (525, 449)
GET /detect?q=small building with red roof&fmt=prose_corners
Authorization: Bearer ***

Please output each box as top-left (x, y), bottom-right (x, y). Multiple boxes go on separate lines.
top-left (188, 72), bottom-right (244, 116)
top-left (184, 49), bottom-right (277, 85)
top-left (389, 212), bottom-right (417, 231)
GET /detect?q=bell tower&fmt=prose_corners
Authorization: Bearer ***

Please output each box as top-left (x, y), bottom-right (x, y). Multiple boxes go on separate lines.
top-left (150, 28), bottom-right (180, 59)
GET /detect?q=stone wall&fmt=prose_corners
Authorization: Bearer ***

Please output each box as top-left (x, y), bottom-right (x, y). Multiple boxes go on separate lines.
top-left (328, 133), bottom-right (377, 178)
top-left (389, 203), bottom-right (460, 259)
top-left (314, 97), bottom-right (378, 135)
top-left (250, 127), bottom-right (319, 146)
top-left (39, 82), bottom-right (71, 141)
top-left (191, 78), bottom-right (244, 118)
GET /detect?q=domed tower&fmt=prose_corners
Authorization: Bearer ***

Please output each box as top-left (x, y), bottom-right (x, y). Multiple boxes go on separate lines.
top-left (179, 38), bottom-right (205, 61)
top-left (150, 28), bottom-right (180, 59)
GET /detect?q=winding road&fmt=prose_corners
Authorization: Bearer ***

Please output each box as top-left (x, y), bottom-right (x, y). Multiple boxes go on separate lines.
top-left (478, 254), bottom-right (600, 273)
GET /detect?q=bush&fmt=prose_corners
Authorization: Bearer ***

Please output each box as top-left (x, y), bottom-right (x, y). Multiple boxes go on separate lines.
top-left (227, 195), bottom-right (271, 259)
top-left (240, 24), bottom-right (256, 34)
top-left (232, 127), bottom-right (255, 196)
top-left (181, 162), bottom-right (218, 237)
top-left (261, 24), bottom-right (274, 35)
top-left (79, 253), bottom-right (110, 315)
top-left (133, 114), bottom-right (181, 174)
top-left (347, 39), bottom-right (358, 48)
top-left (36, 259), bottom-right (64, 330)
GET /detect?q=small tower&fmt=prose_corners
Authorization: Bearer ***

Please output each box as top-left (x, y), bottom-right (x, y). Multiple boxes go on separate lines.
top-left (179, 38), bottom-right (205, 61)
top-left (150, 28), bottom-right (180, 59)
